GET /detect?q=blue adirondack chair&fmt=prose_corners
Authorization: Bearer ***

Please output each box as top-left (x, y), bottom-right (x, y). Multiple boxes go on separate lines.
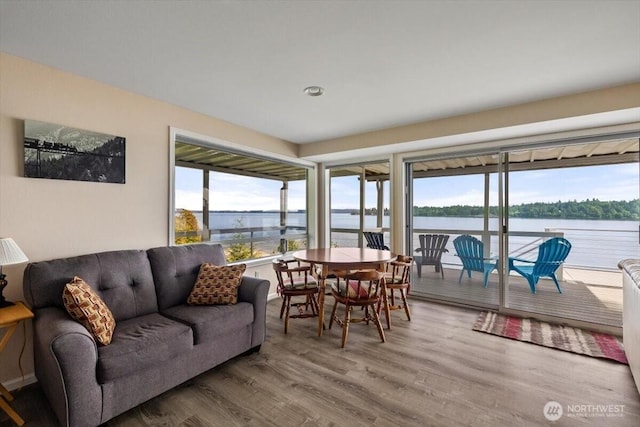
top-left (508, 237), bottom-right (572, 294)
top-left (453, 235), bottom-right (497, 288)
top-left (363, 231), bottom-right (389, 250)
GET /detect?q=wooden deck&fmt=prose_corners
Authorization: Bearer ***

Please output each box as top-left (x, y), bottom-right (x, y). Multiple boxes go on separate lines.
top-left (410, 264), bottom-right (623, 328)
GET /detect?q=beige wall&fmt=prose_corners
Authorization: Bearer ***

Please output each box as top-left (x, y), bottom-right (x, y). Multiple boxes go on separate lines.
top-left (0, 53), bottom-right (295, 386)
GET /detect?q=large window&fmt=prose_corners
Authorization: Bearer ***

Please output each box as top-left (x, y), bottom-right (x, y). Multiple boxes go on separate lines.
top-left (172, 138), bottom-right (311, 262)
top-left (328, 162), bottom-right (390, 248)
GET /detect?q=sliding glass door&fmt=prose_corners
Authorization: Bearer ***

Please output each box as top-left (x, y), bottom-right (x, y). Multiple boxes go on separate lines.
top-left (407, 136), bottom-right (639, 328)
top-left (503, 139), bottom-right (639, 327)
top-left (408, 153), bottom-right (501, 308)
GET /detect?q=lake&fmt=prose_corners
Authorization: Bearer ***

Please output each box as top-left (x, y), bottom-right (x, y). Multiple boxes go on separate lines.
top-left (193, 211), bottom-right (639, 270)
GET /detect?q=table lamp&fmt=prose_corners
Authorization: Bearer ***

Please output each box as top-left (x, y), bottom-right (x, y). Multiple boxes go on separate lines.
top-left (0, 238), bottom-right (29, 308)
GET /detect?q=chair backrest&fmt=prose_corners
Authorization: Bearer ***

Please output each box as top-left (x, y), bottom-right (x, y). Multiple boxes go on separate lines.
top-left (417, 234), bottom-right (449, 262)
top-left (363, 231), bottom-right (389, 250)
top-left (335, 269), bottom-right (383, 301)
top-left (453, 235), bottom-right (485, 272)
top-left (387, 254), bottom-right (413, 285)
top-left (272, 259), bottom-right (316, 292)
top-left (533, 237), bottom-right (572, 276)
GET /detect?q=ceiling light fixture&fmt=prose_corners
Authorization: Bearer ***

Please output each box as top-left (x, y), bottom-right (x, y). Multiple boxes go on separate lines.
top-left (304, 86), bottom-right (324, 96)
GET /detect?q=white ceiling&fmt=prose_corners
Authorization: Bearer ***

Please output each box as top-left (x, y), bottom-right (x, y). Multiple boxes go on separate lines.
top-left (1, 0), bottom-right (639, 145)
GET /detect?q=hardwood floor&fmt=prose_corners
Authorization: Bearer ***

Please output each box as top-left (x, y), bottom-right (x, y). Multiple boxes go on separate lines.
top-left (2, 298), bottom-right (639, 426)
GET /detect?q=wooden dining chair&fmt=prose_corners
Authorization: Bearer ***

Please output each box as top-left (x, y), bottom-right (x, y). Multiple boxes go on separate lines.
top-left (379, 254), bottom-right (413, 329)
top-left (272, 259), bottom-right (320, 334)
top-left (329, 269), bottom-right (386, 348)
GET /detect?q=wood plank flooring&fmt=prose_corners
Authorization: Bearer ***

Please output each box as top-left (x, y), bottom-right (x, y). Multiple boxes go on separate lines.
top-left (2, 298), bottom-right (638, 426)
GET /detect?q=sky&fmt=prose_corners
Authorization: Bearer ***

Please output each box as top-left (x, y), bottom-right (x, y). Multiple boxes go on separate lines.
top-left (175, 162), bottom-right (639, 211)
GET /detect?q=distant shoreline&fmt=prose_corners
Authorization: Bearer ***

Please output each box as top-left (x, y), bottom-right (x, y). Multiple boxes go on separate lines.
top-left (177, 204), bottom-right (639, 222)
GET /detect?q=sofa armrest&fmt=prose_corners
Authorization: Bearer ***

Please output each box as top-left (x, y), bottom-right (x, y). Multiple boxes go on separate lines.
top-left (33, 307), bottom-right (103, 427)
top-left (620, 259), bottom-right (640, 395)
top-left (237, 276), bottom-right (270, 348)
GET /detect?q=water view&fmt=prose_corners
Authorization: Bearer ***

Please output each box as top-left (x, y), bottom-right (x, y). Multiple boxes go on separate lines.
top-left (191, 211), bottom-right (638, 270)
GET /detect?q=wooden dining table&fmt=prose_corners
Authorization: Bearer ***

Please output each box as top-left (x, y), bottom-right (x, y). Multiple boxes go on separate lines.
top-left (292, 247), bottom-right (397, 336)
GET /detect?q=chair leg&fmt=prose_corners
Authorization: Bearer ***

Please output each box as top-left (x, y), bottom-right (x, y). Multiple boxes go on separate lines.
top-left (284, 296), bottom-right (291, 334)
top-left (416, 263), bottom-right (422, 278)
top-left (458, 269), bottom-right (465, 283)
top-left (483, 271), bottom-right (491, 288)
top-left (399, 289), bottom-right (411, 321)
top-left (438, 262), bottom-right (444, 279)
top-left (382, 288), bottom-right (391, 330)
top-left (527, 277), bottom-right (537, 294)
top-left (341, 304), bottom-right (351, 348)
top-left (311, 293), bottom-right (320, 315)
top-left (329, 300), bottom-right (338, 330)
top-left (551, 274), bottom-right (563, 293)
top-left (370, 304), bottom-right (386, 343)
top-left (279, 297), bottom-right (286, 319)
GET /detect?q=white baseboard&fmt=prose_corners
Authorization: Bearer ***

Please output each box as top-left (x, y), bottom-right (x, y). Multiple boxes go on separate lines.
top-left (3, 373), bottom-right (37, 392)
top-left (267, 292), bottom-right (280, 301)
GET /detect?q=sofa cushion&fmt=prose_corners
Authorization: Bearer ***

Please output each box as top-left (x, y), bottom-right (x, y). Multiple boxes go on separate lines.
top-left (97, 313), bottom-right (193, 383)
top-left (63, 276), bottom-right (116, 345)
top-left (188, 263), bottom-right (246, 305)
top-left (23, 250), bottom-right (158, 321)
top-left (147, 244), bottom-right (228, 310)
top-left (162, 303), bottom-right (254, 345)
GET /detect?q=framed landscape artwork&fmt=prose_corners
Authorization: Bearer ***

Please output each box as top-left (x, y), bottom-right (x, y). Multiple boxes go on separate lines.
top-left (24, 120), bottom-right (126, 184)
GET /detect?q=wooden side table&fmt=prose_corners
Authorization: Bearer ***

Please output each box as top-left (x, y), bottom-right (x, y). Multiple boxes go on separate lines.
top-left (0, 302), bottom-right (34, 426)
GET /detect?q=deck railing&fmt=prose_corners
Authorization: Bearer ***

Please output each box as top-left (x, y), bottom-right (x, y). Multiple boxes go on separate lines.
top-left (176, 225), bottom-right (309, 256)
top-left (178, 223), bottom-right (637, 270)
top-left (330, 226), bottom-right (638, 272)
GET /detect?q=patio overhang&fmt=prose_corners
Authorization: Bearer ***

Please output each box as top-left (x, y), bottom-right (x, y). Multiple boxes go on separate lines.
top-left (325, 137), bottom-right (640, 183)
top-left (175, 141), bottom-right (309, 182)
top-left (411, 137), bottom-right (639, 178)
top-left (177, 135), bottom-right (638, 182)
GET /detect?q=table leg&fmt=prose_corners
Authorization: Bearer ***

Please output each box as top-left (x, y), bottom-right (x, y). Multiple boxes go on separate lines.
top-left (381, 279), bottom-right (391, 330)
top-left (0, 383), bottom-right (13, 401)
top-left (0, 321), bottom-right (27, 425)
top-left (317, 267), bottom-right (327, 336)
top-left (0, 394), bottom-right (24, 426)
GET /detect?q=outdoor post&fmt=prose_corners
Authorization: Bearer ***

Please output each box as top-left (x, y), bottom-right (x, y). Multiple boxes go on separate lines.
top-left (202, 169), bottom-right (210, 241)
top-left (359, 167), bottom-right (366, 247)
top-left (483, 172), bottom-right (491, 257)
top-left (280, 181), bottom-right (288, 253)
top-left (376, 179), bottom-right (384, 229)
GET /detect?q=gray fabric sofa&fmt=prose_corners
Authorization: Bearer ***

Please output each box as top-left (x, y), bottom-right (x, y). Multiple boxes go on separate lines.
top-left (619, 259), bottom-right (640, 395)
top-left (22, 244), bottom-right (269, 427)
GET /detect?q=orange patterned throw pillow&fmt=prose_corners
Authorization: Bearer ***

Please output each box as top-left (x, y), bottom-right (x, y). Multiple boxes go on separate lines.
top-left (188, 263), bottom-right (246, 305)
top-left (62, 276), bottom-right (116, 346)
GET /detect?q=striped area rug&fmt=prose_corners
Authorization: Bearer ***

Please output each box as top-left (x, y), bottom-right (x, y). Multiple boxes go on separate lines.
top-left (473, 311), bottom-right (628, 364)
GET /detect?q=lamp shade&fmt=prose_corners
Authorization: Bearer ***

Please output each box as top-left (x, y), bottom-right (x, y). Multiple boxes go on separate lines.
top-left (0, 238), bottom-right (29, 266)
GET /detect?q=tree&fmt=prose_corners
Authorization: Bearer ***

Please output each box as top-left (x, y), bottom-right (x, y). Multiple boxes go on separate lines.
top-left (175, 209), bottom-right (202, 245)
top-left (225, 218), bottom-right (253, 262)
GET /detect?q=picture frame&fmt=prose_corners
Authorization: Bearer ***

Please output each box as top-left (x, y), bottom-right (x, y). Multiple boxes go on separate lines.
top-left (24, 120), bottom-right (126, 184)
